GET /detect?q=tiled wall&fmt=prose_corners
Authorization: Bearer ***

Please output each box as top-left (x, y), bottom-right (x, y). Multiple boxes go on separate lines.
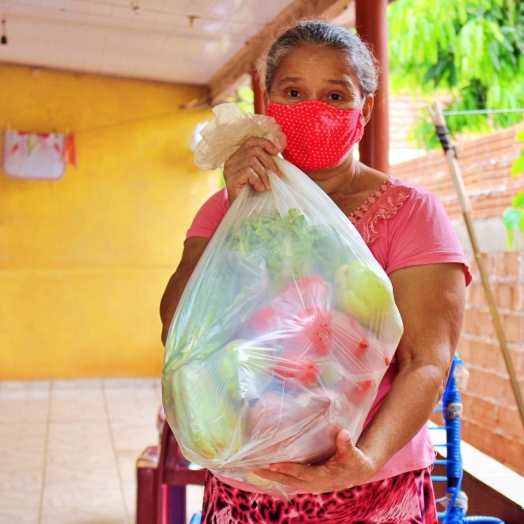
top-left (391, 124), bottom-right (524, 476)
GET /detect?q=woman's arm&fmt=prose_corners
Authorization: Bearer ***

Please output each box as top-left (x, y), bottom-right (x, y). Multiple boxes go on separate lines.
top-left (356, 262), bottom-right (465, 470)
top-left (253, 262), bottom-right (466, 493)
top-left (160, 236), bottom-right (210, 345)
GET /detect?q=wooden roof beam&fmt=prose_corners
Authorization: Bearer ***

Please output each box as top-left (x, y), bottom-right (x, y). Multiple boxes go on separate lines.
top-left (207, 0), bottom-right (352, 104)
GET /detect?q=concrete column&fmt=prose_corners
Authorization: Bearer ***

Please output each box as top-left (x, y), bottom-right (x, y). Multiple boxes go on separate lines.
top-left (355, 0), bottom-right (390, 173)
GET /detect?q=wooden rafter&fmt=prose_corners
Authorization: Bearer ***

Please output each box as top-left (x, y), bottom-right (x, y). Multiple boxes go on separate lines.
top-left (207, 0), bottom-right (352, 104)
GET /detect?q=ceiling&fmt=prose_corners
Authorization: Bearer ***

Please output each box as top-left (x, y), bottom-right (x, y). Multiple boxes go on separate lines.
top-left (0, 0), bottom-right (354, 96)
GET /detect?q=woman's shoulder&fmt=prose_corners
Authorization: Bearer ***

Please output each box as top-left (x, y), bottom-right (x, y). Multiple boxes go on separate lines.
top-left (202, 187), bottom-right (229, 208)
top-left (186, 188), bottom-right (229, 240)
top-left (387, 176), bottom-right (434, 199)
top-left (385, 176), bottom-right (451, 222)
top-left (350, 174), bottom-right (451, 248)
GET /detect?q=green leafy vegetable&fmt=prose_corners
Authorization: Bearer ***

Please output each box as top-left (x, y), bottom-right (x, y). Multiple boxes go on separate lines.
top-left (165, 208), bottom-right (349, 373)
top-left (228, 208), bottom-right (346, 285)
top-left (164, 286), bottom-right (252, 373)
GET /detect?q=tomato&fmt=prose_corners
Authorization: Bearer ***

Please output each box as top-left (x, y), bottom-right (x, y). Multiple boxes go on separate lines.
top-left (274, 350), bottom-right (320, 387)
top-left (291, 307), bottom-right (333, 356)
top-left (331, 311), bottom-right (369, 359)
top-left (249, 306), bottom-right (278, 335)
top-left (344, 379), bottom-right (376, 405)
top-left (277, 276), bottom-right (331, 311)
top-left (254, 277), bottom-right (334, 355)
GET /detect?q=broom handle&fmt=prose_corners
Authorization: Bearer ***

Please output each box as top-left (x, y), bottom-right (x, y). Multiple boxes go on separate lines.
top-left (429, 101), bottom-right (524, 431)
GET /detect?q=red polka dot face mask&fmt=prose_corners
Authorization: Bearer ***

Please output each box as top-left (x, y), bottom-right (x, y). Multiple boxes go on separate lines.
top-left (266, 100), bottom-right (364, 171)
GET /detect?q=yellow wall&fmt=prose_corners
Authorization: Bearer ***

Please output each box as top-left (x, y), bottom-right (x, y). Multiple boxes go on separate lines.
top-left (0, 64), bottom-right (219, 380)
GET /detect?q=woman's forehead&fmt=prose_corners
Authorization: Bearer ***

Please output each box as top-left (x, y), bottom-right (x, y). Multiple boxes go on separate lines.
top-left (273, 45), bottom-right (359, 87)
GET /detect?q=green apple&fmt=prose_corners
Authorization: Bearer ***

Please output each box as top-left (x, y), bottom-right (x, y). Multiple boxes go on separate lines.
top-left (334, 260), bottom-right (394, 331)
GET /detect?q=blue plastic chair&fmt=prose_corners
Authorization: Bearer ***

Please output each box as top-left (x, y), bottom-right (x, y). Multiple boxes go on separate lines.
top-left (189, 513), bottom-right (202, 524)
top-left (431, 354), bottom-right (505, 524)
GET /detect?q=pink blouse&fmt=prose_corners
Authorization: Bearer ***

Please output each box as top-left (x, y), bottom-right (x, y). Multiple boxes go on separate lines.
top-left (185, 176), bottom-right (471, 483)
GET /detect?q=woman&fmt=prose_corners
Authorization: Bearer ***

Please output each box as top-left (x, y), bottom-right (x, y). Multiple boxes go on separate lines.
top-left (160, 20), bottom-right (470, 523)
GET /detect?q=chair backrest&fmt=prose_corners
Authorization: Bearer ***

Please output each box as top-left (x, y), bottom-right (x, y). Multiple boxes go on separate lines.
top-left (432, 354), bottom-right (505, 524)
top-left (158, 419), bottom-right (207, 486)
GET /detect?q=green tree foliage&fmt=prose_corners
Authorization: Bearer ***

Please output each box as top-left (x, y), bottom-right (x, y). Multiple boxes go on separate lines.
top-left (502, 129), bottom-right (524, 246)
top-left (227, 85), bottom-right (255, 114)
top-left (388, 0), bottom-right (524, 149)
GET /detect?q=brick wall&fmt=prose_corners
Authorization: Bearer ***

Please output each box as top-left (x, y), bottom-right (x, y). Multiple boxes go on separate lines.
top-left (390, 124), bottom-right (524, 476)
top-left (391, 123), bottom-right (524, 220)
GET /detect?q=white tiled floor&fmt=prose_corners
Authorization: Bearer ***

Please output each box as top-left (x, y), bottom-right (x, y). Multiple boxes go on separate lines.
top-left (2, 379), bottom-right (523, 524)
top-left (0, 379), bottom-right (204, 524)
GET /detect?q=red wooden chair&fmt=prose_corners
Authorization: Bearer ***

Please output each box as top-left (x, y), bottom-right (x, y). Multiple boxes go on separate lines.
top-left (136, 408), bottom-right (206, 524)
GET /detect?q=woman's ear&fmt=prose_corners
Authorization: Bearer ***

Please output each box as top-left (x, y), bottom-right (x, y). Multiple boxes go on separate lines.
top-left (362, 95), bottom-right (374, 126)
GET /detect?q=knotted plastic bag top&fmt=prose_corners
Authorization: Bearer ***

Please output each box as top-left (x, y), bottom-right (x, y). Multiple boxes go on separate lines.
top-left (193, 103), bottom-right (287, 170)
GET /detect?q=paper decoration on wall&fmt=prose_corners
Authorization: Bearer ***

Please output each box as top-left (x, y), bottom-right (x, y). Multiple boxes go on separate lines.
top-left (2, 130), bottom-right (77, 180)
top-left (62, 132), bottom-right (77, 168)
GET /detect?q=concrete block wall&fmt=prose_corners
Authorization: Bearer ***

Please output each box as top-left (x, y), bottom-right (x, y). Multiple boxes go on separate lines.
top-left (390, 123), bottom-right (524, 476)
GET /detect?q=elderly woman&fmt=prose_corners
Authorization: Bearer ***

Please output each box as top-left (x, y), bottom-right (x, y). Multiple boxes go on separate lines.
top-left (160, 20), bottom-right (470, 524)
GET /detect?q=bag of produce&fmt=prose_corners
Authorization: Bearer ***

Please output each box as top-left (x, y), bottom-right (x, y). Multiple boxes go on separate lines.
top-left (162, 103), bottom-right (403, 498)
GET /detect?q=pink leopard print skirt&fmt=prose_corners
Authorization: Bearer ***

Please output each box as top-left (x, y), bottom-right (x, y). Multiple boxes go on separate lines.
top-left (200, 467), bottom-right (437, 524)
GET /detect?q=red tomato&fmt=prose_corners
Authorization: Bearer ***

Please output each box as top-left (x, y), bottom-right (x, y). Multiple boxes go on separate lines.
top-left (344, 379), bottom-right (376, 405)
top-left (250, 306), bottom-right (278, 335)
top-left (274, 350), bottom-right (320, 387)
top-left (331, 311), bottom-right (369, 359)
top-left (277, 277), bottom-right (331, 311)
top-left (292, 307), bottom-right (333, 356)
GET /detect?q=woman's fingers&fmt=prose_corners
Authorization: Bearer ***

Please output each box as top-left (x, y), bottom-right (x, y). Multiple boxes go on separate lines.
top-left (250, 430), bottom-right (378, 494)
top-left (239, 136), bottom-right (281, 157)
top-left (223, 137), bottom-right (283, 203)
top-left (245, 160), bottom-right (268, 192)
top-left (240, 137), bottom-right (282, 175)
top-left (232, 153), bottom-right (270, 187)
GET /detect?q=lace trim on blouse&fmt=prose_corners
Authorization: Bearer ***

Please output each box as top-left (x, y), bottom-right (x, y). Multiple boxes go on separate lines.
top-left (349, 179), bottom-right (413, 245)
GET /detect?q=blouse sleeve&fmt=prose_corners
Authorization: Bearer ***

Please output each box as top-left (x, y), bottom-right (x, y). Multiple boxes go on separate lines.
top-left (185, 188), bottom-right (229, 240)
top-left (384, 191), bottom-right (472, 285)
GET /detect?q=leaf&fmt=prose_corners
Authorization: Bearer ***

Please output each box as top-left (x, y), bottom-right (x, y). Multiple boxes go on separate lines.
top-left (511, 154), bottom-right (524, 176)
top-left (519, 213), bottom-right (524, 234)
top-left (502, 208), bottom-right (523, 248)
top-left (512, 191), bottom-right (524, 208)
top-left (516, 129), bottom-right (524, 142)
top-left (387, 0), bottom-right (524, 147)
top-left (503, 207), bottom-right (523, 230)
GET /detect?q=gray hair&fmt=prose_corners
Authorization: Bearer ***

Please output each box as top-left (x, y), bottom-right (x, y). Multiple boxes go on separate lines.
top-left (258, 20), bottom-right (380, 97)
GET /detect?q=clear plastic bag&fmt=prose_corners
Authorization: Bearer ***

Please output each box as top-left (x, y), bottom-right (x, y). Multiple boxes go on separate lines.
top-left (162, 103), bottom-right (403, 498)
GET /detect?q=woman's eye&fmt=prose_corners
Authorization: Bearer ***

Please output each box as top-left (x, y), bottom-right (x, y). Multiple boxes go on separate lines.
top-left (287, 89), bottom-right (300, 97)
top-left (329, 93), bottom-right (342, 101)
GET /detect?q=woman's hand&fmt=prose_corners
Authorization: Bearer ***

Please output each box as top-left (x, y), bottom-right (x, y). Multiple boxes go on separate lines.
top-left (223, 137), bottom-right (283, 204)
top-left (251, 429), bottom-right (378, 494)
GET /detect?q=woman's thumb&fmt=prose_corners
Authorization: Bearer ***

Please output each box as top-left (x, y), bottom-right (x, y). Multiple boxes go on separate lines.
top-left (336, 429), bottom-right (353, 454)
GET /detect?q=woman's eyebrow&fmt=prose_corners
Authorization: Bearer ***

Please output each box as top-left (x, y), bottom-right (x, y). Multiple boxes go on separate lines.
top-left (275, 76), bottom-right (304, 85)
top-left (325, 79), bottom-right (354, 88)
